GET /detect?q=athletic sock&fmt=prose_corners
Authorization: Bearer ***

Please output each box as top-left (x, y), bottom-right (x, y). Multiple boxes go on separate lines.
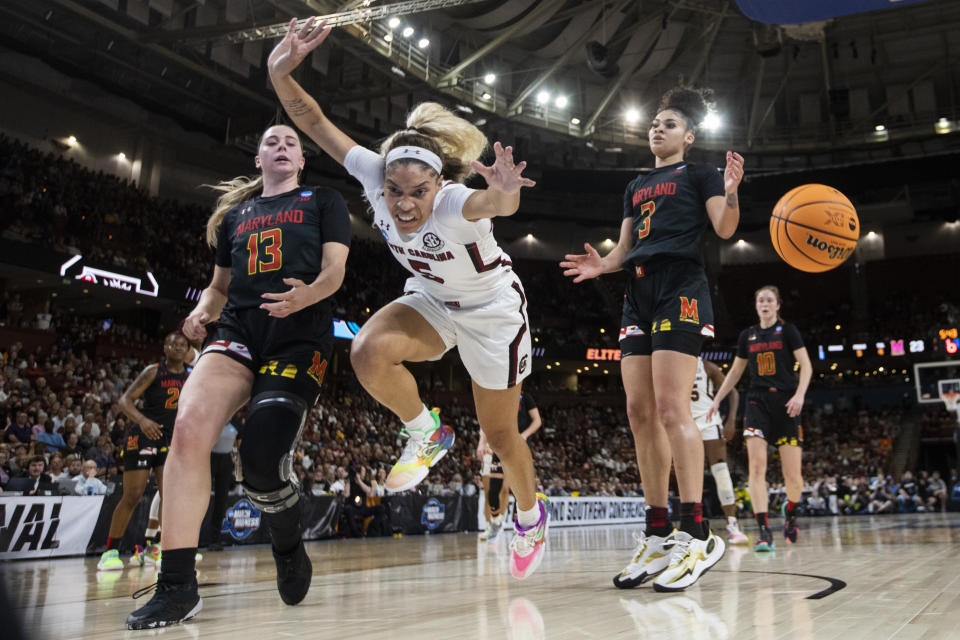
top-left (785, 500), bottom-right (798, 523)
top-left (727, 515), bottom-right (739, 526)
top-left (105, 537), bottom-right (116, 551)
top-left (158, 548), bottom-right (197, 584)
top-left (756, 512), bottom-right (769, 530)
top-left (680, 502), bottom-right (707, 540)
top-left (265, 502), bottom-right (304, 556)
top-left (645, 506), bottom-right (672, 538)
top-left (517, 502), bottom-right (541, 529)
top-left (402, 405), bottom-right (435, 440)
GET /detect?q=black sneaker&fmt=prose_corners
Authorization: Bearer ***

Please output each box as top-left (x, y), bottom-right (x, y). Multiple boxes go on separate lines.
top-left (783, 518), bottom-right (799, 544)
top-left (274, 541), bottom-right (312, 605)
top-left (754, 525), bottom-right (775, 552)
top-left (126, 579), bottom-right (202, 629)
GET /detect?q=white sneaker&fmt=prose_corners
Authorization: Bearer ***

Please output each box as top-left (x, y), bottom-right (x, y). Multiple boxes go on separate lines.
top-left (613, 531), bottom-right (675, 588)
top-left (488, 515), bottom-right (504, 543)
top-left (652, 530), bottom-right (725, 592)
top-left (726, 520), bottom-right (749, 545)
top-left (385, 411), bottom-right (454, 493)
top-left (478, 524), bottom-right (491, 541)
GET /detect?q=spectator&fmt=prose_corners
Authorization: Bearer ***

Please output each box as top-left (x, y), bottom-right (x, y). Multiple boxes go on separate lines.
top-left (47, 453), bottom-right (66, 482)
top-left (0, 444), bottom-right (10, 486)
top-left (5, 411), bottom-right (32, 444)
top-left (35, 419), bottom-right (66, 453)
top-left (925, 471), bottom-right (948, 513)
top-left (74, 459), bottom-right (108, 496)
top-left (897, 471), bottom-right (923, 513)
top-left (58, 455), bottom-right (84, 494)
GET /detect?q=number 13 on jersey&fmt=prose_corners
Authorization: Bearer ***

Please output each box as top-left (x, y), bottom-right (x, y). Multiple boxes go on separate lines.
top-left (247, 229), bottom-right (283, 275)
top-left (637, 201), bottom-right (655, 240)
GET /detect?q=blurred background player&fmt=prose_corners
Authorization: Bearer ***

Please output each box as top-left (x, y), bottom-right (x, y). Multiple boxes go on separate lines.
top-left (98, 332), bottom-right (191, 571)
top-left (691, 357), bottom-right (746, 544)
top-left (709, 285), bottom-right (812, 551)
top-left (478, 389), bottom-right (541, 541)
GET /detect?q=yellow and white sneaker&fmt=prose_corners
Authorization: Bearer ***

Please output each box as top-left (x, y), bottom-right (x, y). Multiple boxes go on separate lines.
top-left (613, 531), bottom-right (675, 588)
top-left (386, 409), bottom-right (455, 493)
top-left (652, 530), bottom-right (725, 592)
top-left (97, 548), bottom-right (124, 571)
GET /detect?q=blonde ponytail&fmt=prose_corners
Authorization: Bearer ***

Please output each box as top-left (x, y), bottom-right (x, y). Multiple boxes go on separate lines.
top-left (381, 102), bottom-right (488, 183)
top-left (204, 175), bottom-right (263, 247)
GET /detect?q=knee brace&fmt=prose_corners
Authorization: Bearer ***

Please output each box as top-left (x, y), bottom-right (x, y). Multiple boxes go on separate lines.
top-left (149, 490), bottom-right (161, 521)
top-left (239, 391), bottom-right (308, 514)
top-left (711, 462), bottom-right (736, 507)
top-left (488, 477), bottom-right (503, 511)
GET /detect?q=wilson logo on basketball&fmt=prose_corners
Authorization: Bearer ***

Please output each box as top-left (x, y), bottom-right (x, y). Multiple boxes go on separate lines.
top-left (805, 233), bottom-right (856, 261)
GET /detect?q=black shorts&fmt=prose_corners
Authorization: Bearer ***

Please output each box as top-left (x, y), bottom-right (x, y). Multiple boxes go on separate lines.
top-left (743, 389), bottom-right (803, 447)
top-left (619, 259), bottom-right (715, 357)
top-left (122, 426), bottom-right (170, 472)
top-left (203, 307), bottom-right (334, 406)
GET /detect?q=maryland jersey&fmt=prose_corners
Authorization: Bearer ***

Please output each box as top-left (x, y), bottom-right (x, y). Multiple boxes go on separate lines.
top-left (139, 360), bottom-right (191, 432)
top-left (736, 321), bottom-right (805, 392)
top-left (691, 357), bottom-right (719, 424)
top-left (344, 146), bottom-right (516, 304)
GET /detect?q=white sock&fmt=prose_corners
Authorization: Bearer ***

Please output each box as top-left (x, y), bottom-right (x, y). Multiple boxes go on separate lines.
top-left (517, 503), bottom-right (540, 528)
top-left (145, 526), bottom-right (159, 539)
top-left (492, 514), bottom-right (503, 524)
top-left (402, 405), bottom-right (435, 440)
top-left (727, 516), bottom-right (738, 526)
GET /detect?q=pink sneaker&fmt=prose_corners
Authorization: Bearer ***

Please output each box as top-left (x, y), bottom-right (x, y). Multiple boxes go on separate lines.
top-left (509, 494), bottom-right (549, 579)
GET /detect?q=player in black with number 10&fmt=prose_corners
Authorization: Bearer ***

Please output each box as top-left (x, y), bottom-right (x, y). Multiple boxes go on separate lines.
top-left (562, 87), bottom-right (743, 592)
top-left (708, 285), bottom-right (812, 551)
top-left (126, 124), bottom-right (351, 630)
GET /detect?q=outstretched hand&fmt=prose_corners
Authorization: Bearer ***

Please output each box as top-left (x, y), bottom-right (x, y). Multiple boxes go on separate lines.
top-left (470, 142), bottom-right (536, 194)
top-left (724, 150), bottom-right (744, 193)
top-left (267, 17), bottom-right (331, 79)
top-left (261, 278), bottom-right (318, 318)
top-left (560, 243), bottom-right (604, 282)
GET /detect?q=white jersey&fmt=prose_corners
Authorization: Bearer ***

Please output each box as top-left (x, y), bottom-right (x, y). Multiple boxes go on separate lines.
top-left (692, 357), bottom-right (720, 425)
top-left (344, 145), bottom-right (516, 305)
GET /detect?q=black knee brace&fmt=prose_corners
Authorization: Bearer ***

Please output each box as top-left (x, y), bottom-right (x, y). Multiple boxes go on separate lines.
top-left (239, 391), bottom-right (308, 514)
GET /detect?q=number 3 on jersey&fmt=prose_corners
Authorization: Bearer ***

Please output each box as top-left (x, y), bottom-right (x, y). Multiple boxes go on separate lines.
top-left (247, 229), bottom-right (283, 275)
top-left (636, 200), bottom-right (656, 240)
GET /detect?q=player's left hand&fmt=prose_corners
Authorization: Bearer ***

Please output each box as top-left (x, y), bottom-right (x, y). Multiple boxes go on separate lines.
top-left (724, 151), bottom-right (744, 193)
top-left (785, 393), bottom-right (804, 418)
top-left (267, 17), bottom-right (331, 79)
top-left (260, 278), bottom-right (317, 317)
top-left (471, 142), bottom-right (536, 194)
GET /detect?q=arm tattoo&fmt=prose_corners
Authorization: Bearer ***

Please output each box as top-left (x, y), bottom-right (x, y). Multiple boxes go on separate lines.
top-left (282, 98), bottom-right (312, 117)
top-left (726, 192), bottom-right (738, 209)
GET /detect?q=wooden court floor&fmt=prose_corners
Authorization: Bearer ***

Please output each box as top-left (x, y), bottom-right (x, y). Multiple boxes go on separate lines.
top-left (5, 513), bottom-right (960, 639)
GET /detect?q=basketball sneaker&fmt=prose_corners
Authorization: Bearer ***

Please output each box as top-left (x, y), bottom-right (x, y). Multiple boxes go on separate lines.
top-left (613, 531), bottom-right (675, 588)
top-left (97, 548), bottom-right (124, 571)
top-left (145, 543), bottom-right (162, 566)
top-left (129, 545), bottom-right (147, 567)
top-left (754, 526), bottom-right (775, 552)
top-left (386, 409), bottom-right (455, 492)
top-left (781, 503), bottom-right (799, 544)
top-left (126, 579), bottom-right (202, 629)
top-left (725, 519), bottom-right (749, 545)
top-left (274, 541), bottom-right (313, 605)
top-left (510, 494), bottom-right (549, 579)
top-left (652, 529), bottom-right (726, 592)
top-left (487, 514), bottom-right (504, 543)
top-left (478, 523), bottom-right (491, 541)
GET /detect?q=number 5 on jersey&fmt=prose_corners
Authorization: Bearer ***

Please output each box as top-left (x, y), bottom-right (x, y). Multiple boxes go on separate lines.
top-left (637, 201), bottom-right (655, 240)
top-left (247, 229), bottom-right (283, 275)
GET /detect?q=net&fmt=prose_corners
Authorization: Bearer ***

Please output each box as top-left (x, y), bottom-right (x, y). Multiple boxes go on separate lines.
top-left (943, 392), bottom-right (960, 415)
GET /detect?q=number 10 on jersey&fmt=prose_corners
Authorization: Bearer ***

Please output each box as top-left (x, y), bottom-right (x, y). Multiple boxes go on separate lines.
top-left (247, 229), bottom-right (283, 275)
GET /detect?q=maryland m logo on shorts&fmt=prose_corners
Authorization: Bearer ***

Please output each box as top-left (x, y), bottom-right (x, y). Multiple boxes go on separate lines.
top-left (679, 297), bottom-right (700, 324)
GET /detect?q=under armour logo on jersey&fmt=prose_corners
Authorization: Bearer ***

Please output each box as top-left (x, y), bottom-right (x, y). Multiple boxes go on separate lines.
top-left (379, 220), bottom-right (391, 230)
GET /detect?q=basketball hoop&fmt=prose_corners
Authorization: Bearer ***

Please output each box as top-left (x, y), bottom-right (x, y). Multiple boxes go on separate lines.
top-left (943, 392), bottom-right (960, 416)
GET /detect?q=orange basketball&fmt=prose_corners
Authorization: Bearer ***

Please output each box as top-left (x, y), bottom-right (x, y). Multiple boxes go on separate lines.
top-left (769, 183), bottom-right (859, 273)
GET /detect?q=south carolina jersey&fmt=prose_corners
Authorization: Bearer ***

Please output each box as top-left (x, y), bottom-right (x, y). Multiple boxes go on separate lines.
top-left (139, 360), bottom-right (191, 432)
top-left (344, 145), bottom-right (515, 304)
top-left (736, 321), bottom-right (805, 392)
top-left (691, 357), bottom-right (719, 425)
top-left (215, 185), bottom-right (352, 313)
top-left (621, 162), bottom-right (724, 268)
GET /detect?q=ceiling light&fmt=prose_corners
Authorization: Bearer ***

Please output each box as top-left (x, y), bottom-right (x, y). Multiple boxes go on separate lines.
top-left (570, 117), bottom-right (581, 125)
top-left (388, 17), bottom-right (400, 29)
top-left (383, 33), bottom-right (393, 42)
top-left (402, 26), bottom-right (414, 38)
top-left (701, 112), bottom-right (721, 131)
top-left (624, 108), bottom-right (640, 123)
top-left (874, 124), bottom-right (886, 132)
top-left (536, 90), bottom-right (550, 105)
top-left (67, 136), bottom-right (77, 146)
top-left (555, 95), bottom-right (568, 108)
top-left (418, 38), bottom-right (430, 49)
top-left (483, 73), bottom-right (496, 84)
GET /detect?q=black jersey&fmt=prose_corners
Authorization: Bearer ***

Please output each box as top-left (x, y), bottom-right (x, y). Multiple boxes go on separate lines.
top-left (621, 162), bottom-right (724, 268)
top-left (517, 392), bottom-right (537, 432)
top-left (736, 321), bottom-right (805, 392)
top-left (215, 186), bottom-right (351, 313)
top-left (140, 360), bottom-right (191, 430)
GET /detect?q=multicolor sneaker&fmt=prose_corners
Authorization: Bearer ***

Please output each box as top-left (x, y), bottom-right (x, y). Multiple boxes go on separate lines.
top-left (487, 514), bottom-right (504, 543)
top-left (726, 519), bottom-right (749, 545)
top-left (386, 409), bottom-right (455, 493)
top-left (98, 548), bottom-right (124, 571)
top-left (652, 529), bottom-right (726, 592)
top-left (509, 494), bottom-right (549, 579)
top-left (613, 531), bottom-right (675, 588)
top-left (145, 544), bottom-right (162, 566)
top-left (781, 503), bottom-right (799, 544)
top-left (129, 545), bottom-right (147, 567)
top-left (754, 526), bottom-right (775, 552)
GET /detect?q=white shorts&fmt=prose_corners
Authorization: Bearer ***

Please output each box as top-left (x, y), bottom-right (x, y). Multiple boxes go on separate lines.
top-left (394, 277), bottom-right (532, 390)
top-left (695, 415), bottom-right (722, 441)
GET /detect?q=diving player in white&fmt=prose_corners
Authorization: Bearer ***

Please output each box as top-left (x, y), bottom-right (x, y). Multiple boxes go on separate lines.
top-left (268, 17), bottom-right (548, 579)
top-left (692, 357), bottom-right (746, 543)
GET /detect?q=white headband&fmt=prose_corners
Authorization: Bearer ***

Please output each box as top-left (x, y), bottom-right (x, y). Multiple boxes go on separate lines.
top-left (385, 146), bottom-right (443, 174)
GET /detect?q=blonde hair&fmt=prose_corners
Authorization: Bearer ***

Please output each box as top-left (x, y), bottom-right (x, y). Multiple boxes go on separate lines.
top-left (205, 176), bottom-right (263, 247)
top-left (380, 102), bottom-right (487, 183)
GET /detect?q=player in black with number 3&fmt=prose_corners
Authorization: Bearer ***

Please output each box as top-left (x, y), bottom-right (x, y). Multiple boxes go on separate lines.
top-left (562, 87), bottom-right (743, 592)
top-left (707, 285), bottom-right (812, 551)
top-left (126, 124), bottom-right (351, 629)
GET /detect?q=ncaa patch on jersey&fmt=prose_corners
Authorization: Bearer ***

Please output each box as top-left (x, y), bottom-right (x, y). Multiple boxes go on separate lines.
top-left (299, 191), bottom-right (312, 198)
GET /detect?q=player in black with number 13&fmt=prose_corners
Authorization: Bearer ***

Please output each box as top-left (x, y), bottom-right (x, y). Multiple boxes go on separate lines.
top-left (562, 87), bottom-right (743, 592)
top-left (707, 285), bottom-right (812, 551)
top-left (126, 124), bottom-right (351, 629)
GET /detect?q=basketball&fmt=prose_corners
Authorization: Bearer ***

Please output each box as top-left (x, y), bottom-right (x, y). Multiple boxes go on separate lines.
top-left (769, 184), bottom-right (860, 273)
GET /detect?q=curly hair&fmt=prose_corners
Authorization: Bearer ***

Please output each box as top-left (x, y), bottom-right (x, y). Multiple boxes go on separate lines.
top-left (657, 86), bottom-right (715, 131)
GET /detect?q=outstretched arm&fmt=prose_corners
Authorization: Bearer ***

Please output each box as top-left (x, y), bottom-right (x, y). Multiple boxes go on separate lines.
top-left (705, 151), bottom-right (744, 239)
top-left (268, 18), bottom-right (357, 165)
top-left (462, 142), bottom-right (536, 220)
top-left (559, 217), bottom-right (633, 282)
